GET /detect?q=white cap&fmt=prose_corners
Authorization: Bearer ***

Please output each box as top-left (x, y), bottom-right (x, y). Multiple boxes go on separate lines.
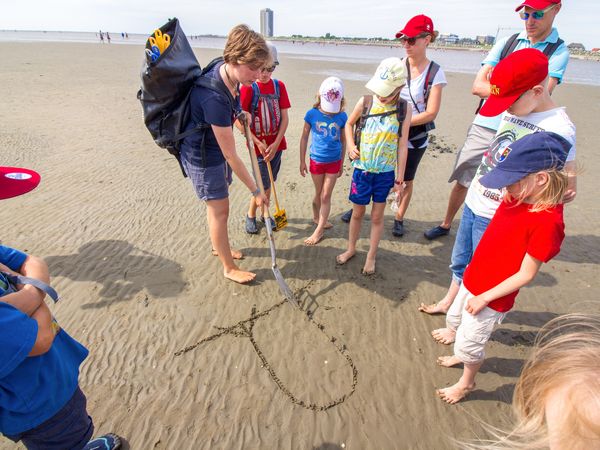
top-left (319, 77), bottom-right (344, 113)
top-left (266, 41), bottom-right (279, 65)
top-left (365, 57), bottom-right (407, 97)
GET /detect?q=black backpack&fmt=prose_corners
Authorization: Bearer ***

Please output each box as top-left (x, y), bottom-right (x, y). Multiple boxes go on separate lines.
top-left (137, 18), bottom-right (235, 177)
top-left (353, 95), bottom-right (407, 150)
top-left (474, 34), bottom-right (565, 115)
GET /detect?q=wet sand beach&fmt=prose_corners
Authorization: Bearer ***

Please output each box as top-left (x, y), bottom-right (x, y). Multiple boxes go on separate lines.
top-left (1, 42), bottom-right (598, 449)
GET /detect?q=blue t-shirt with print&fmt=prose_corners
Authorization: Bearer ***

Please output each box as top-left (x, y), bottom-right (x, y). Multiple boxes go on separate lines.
top-left (180, 60), bottom-right (241, 168)
top-left (473, 28), bottom-right (569, 132)
top-left (304, 108), bottom-right (348, 163)
top-left (0, 245), bottom-right (89, 435)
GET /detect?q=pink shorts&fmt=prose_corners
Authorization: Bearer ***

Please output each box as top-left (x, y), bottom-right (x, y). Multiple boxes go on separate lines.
top-left (310, 158), bottom-right (342, 175)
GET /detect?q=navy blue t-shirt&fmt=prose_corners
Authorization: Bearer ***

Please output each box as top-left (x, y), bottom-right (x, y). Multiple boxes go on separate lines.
top-left (179, 61), bottom-right (240, 168)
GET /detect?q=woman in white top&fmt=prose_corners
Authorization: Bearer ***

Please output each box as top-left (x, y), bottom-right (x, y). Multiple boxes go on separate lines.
top-left (393, 15), bottom-right (447, 237)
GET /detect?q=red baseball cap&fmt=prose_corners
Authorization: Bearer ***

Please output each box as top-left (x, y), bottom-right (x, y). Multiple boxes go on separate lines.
top-left (515, 0), bottom-right (560, 12)
top-left (479, 48), bottom-right (549, 117)
top-left (0, 166), bottom-right (41, 200)
top-left (395, 15), bottom-right (434, 38)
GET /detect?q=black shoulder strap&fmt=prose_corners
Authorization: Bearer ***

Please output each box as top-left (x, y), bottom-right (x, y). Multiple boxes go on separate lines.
top-left (361, 95), bottom-right (373, 117)
top-left (423, 61), bottom-right (440, 106)
top-left (500, 33), bottom-right (520, 61)
top-left (396, 98), bottom-right (407, 138)
top-left (543, 38), bottom-right (564, 58)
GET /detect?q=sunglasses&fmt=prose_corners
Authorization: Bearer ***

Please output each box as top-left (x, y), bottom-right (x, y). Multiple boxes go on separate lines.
top-left (519, 4), bottom-right (556, 20)
top-left (261, 65), bottom-right (276, 73)
top-left (399, 33), bottom-right (429, 46)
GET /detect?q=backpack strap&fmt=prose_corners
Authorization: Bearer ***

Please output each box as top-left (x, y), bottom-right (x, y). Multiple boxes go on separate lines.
top-left (500, 33), bottom-right (520, 60)
top-left (354, 95), bottom-right (373, 149)
top-left (423, 61), bottom-right (440, 107)
top-left (250, 82), bottom-right (261, 113)
top-left (543, 38), bottom-right (564, 58)
top-left (272, 78), bottom-right (280, 98)
top-left (396, 98), bottom-right (407, 138)
top-left (2, 273), bottom-right (60, 303)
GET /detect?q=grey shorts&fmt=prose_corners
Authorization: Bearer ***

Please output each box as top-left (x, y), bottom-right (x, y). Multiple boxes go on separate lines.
top-left (185, 161), bottom-right (233, 201)
top-left (448, 124), bottom-right (496, 188)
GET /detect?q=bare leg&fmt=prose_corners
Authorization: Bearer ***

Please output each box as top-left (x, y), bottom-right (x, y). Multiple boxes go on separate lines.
top-left (419, 279), bottom-right (461, 314)
top-left (431, 327), bottom-right (456, 345)
top-left (394, 180), bottom-right (414, 222)
top-left (440, 182), bottom-right (468, 229)
top-left (306, 173), bottom-right (337, 245)
top-left (337, 204), bottom-right (365, 264)
top-left (247, 187), bottom-right (271, 219)
top-left (211, 249), bottom-right (243, 259)
top-left (363, 202), bottom-right (386, 274)
top-left (206, 198), bottom-right (255, 284)
top-left (310, 173), bottom-right (325, 225)
top-left (437, 360), bottom-right (482, 404)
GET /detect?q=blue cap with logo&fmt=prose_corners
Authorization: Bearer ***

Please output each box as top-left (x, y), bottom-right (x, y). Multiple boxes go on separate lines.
top-left (479, 131), bottom-right (570, 190)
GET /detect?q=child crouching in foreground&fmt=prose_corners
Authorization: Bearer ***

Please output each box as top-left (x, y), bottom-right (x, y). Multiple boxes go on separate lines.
top-left (435, 131), bottom-right (571, 404)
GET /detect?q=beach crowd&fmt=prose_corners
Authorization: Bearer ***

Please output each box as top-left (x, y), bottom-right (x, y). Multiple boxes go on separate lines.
top-left (2, 0), bottom-right (600, 448)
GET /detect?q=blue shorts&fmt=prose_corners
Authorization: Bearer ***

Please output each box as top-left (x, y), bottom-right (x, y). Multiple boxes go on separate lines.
top-left (6, 387), bottom-right (94, 450)
top-left (184, 161), bottom-right (233, 201)
top-left (349, 168), bottom-right (395, 205)
top-left (257, 150), bottom-right (283, 191)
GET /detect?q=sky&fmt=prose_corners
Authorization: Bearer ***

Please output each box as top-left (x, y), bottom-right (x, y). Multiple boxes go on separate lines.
top-left (2, 0), bottom-right (599, 49)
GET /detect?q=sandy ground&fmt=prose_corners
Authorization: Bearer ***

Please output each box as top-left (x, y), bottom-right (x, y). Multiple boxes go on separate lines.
top-left (0, 42), bottom-right (598, 449)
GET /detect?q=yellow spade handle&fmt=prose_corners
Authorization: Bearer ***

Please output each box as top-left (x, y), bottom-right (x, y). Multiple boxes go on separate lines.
top-left (265, 160), bottom-right (281, 211)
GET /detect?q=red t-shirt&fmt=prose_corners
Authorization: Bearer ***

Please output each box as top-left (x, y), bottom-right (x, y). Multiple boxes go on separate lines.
top-left (463, 200), bottom-right (565, 313)
top-left (240, 79), bottom-right (291, 156)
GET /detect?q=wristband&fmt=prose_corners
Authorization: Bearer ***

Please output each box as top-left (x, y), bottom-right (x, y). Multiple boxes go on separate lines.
top-left (251, 188), bottom-right (261, 197)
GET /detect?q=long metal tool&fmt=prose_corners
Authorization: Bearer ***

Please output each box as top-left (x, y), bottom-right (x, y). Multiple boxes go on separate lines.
top-left (240, 114), bottom-right (298, 307)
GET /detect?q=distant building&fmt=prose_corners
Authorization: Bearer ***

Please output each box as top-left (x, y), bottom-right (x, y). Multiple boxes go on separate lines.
top-left (592, 48), bottom-right (600, 53)
top-left (439, 33), bottom-right (459, 44)
top-left (476, 35), bottom-right (495, 46)
top-left (568, 42), bottom-right (586, 51)
top-left (260, 8), bottom-right (274, 37)
top-left (459, 37), bottom-right (477, 46)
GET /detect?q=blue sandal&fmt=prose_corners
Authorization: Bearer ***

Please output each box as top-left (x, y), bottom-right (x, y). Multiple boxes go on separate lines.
top-left (424, 225), bottom-right (450, 240)
top-left (83, 433), bottom-right (121, 450)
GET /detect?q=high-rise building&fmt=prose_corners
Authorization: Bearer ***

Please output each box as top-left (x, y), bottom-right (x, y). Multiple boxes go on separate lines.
top-left (260, 8), bottom-right (274, 37)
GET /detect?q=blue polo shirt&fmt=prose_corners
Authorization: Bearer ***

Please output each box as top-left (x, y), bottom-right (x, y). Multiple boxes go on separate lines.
top-left (0, 245), bottom-right (88, 435)
top-left (473, 28), bottom-right (569, 131)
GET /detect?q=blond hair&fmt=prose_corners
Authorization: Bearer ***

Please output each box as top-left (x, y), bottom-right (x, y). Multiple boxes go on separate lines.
top-left (223, 24), bottom-right (271, 68)
top-left (462, 313), bottom-right (600, 450)
top-left (313, 95), bottom-right (346, 112)
top-left (505, 168), bottom-right (568, 212)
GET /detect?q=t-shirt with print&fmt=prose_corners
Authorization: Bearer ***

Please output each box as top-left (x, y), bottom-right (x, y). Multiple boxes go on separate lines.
top-left (240, 79), bottom-right (291, 156)
top-left (401, 62), bottom-right (447, 149)
top-left (180, 61), bottom-right (240, 168)
top-left (304, 108), bottom-right (348, 163)
top-left (465, 107), bottom-right (576, 219)
top-left (472, 28), bottom-right (570, 131)
top-left (463, 200), bottom-right (565, 312)
top-left (352, 97), bottom-right (401, 173)
top-left (0, 245), bottom-right (89, 435)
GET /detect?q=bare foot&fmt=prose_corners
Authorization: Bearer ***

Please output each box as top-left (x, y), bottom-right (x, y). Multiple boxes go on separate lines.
top-left (437, 355), bottom-right (462, 367)
top-left (304, 230), bottom-right (324, 246)
top-left (313, 220), bottom-right (333, 229)
top-left (223, 267), bottom-right (256, 284)
top-left (436, 382), bottom-right (475, 404)
top-left (431, 328), bottom-right (456, 345)
top-left (212, 249), bottom-right (243, 260)
top-left (336, 250), bottom-right (355, 265)
top-left (418, 301), bottom-right (451, 315)
top-left (362, 256), bottom-right (376, 275)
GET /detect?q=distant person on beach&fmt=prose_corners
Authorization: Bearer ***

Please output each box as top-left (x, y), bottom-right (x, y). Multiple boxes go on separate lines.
top-left (106, 32), bottom-right (111, 44)
top-left (419, 49), bottom-right (576, 320)
top-left (99, 30), bottom-right (104, 43)
top-left (299, 77), bottom-right (347, 245)
top-left (337, 58), bottom-right (411, 273)
top-left (340, 15), bottom-right (446, 238)
top-left (435, 131), bottom-right (571, 404)
top-left (464, 313), bottom-right (600, 449)
top-left (239, 42), bottom-right (291, 235)
top-left (424, 0), bottom-right (569, 241)
top-left (0, 168), bottom-right (121, 449)
top-left (179, 24), bottom-right (270, 284)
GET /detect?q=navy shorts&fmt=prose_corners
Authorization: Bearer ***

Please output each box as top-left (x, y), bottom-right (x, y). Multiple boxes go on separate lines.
top-left (6, 387), bottom-right (94, 450)
top-left (256, 150), bottom-right (283, 191)
top-left (185, 161), bottom-right (233, 201)
top-left (349, 168), bottom-right (395, 205)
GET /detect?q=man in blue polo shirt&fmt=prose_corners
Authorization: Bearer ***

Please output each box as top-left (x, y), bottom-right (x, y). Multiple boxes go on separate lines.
top-left (0, 166), bottom-right (121, 450)
top-left (424, 0), bottom-right (569, 241)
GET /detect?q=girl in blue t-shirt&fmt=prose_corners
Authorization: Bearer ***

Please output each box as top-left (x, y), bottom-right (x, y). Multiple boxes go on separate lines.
top-left (299, 77), bottom-right (348, 245)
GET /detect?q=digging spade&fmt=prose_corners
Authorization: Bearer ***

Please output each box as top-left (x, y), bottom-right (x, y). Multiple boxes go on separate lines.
top-left (240, 113), bottom-right (298, 307)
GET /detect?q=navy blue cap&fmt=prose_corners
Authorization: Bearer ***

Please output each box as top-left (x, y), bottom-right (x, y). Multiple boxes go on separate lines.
top-left (479, 131), bottom-right (570, 190)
